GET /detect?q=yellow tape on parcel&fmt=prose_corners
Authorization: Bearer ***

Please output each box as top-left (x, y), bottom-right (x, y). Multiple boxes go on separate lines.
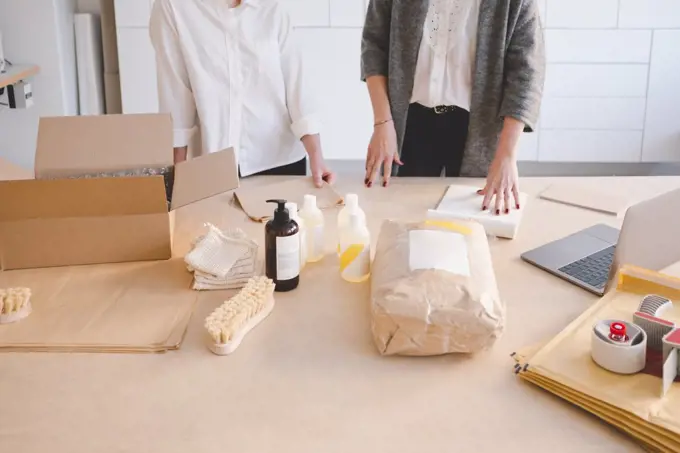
top-left (424, 219), bottom-right (472, 235)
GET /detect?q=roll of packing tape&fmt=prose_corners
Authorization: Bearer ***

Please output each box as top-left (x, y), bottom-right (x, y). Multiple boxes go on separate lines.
top-left (591, 320), bottom-right (647, 375)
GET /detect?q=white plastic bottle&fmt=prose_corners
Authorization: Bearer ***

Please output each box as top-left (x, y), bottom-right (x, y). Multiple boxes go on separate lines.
top-left (299, 194), bottom-right (325, 262)
top-left (336, 193), bottom-right (366, 255)
top-left (339, 213), bottom-right (371, 283)
top-left (285, 201), bottom-right (307, 269)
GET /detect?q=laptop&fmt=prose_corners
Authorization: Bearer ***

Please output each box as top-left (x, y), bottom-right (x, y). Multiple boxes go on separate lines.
top-left (521, 187), bottom-right (680, 296)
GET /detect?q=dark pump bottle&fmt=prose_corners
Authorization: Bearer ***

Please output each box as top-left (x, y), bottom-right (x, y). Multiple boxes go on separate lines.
top-left (265, 199), bottom-right (300, 292)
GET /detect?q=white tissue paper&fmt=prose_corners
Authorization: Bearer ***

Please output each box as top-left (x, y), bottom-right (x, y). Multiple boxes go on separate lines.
top-left (185, 224), bottom-right (260, 290)
top-left (431, 185), bottom-right (528, 239)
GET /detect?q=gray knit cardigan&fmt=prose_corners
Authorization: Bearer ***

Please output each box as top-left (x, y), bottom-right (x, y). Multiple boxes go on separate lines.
top-left (360, 0), bottom-right (546, 177)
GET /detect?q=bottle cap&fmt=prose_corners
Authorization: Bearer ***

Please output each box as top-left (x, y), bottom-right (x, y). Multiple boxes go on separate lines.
top-left (285, 202), bottom-right (298, 216)
top-left (304, 194), bottom-right (317, 209)
top-left (610, 322), bottom-right (626, 338)
top-left (345, 193), bottom-right (358, 209)
top-left (266, 199), bottom-right (290, 224)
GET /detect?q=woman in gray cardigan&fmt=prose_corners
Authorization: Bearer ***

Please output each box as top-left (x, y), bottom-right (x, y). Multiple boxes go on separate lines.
top-left (361, 0), bottom-right (545, 214)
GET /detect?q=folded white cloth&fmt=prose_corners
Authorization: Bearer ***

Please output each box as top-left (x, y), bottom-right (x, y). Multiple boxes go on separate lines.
top-left (185, 224), bottom-right (260, 290)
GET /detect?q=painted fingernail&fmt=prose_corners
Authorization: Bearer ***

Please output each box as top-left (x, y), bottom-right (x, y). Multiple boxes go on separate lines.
top-left (382, 181), bottom-right (387, 187)
top-left (367, 181), bottom-right (373, 188)
top-left (482, 205), bottom-right (487, 211)
top-left (364, 178), bottom-right (368, 185)
top-left (496, 209), bottom-right (500, 215)
top-left (516, 204), bottom-right (521, 209)
top-left (505, 208), bottom-right (509, 214)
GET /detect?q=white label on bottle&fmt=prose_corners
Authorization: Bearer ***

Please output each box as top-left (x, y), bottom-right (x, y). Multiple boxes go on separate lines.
top-left (307, 225), bottom-right (324, 260)
top-left (408, 230), bottom-right (470, 276)
top-left (276, 233), bottom-right (300, 280)
top-left (299, 228), bottom-right (308, 264)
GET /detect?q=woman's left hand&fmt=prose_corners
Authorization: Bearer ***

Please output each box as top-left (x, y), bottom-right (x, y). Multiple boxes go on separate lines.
top-left (479, 151), bottom-right (520, 215)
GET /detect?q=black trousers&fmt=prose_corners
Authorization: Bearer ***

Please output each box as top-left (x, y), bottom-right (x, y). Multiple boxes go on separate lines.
top-left (239, 157), bottom-right (307, 177)
top-left (399, 103), bottom-right (470, 177)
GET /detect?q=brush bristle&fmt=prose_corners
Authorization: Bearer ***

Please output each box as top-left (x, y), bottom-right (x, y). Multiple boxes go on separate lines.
top-left (204, 276), bottom-right (275, 344)
top-left (0, 287), bottom-right (31, 314)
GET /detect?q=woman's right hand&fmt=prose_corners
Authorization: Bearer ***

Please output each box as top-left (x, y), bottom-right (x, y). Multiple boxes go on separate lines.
top-left (364, 120), bottom-right (402, 187)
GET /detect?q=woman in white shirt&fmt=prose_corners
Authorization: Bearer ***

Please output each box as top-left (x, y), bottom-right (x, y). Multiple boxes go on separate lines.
top-left (361, 0), bottom-right (545, 214)
top-left (150, 0), bottom-right (335, 186)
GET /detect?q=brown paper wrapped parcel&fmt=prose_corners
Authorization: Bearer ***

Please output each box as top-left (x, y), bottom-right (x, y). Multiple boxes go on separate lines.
top-left (370, 219), bottom-right (505, 356)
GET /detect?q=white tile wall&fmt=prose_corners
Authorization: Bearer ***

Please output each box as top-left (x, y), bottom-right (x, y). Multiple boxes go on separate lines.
top-left (537, 0), bottom-right (547, 24)
top-left (112, 0), bottom-right (680, 163)
top-left (540, 98), bottom-right (647, 130)
top-left (329, 0), bottom-right (366, 27)
top-left (619, 0), bottom-right (680, 29)
top-left (546, 0), bottom-right (619, 29)
top-left (280, 0), bottom-right (329, 27)
top-left (642, 30), bottom-right (680, 162)
top-left (516, 131), bottom-right (539, 162)
top-left (539, 131), bottom-right (643, 162)
top-left (544, 64), bottom-right (648, 97)
top-left (545, 30), bottom-right (652, 63)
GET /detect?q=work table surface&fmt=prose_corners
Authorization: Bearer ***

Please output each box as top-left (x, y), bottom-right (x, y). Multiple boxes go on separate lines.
top-left (2, 170), bottom-right (680, 453)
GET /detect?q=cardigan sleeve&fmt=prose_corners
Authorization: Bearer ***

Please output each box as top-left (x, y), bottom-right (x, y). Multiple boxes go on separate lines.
top-left (360, 0), bottom-right (393, 81)
top-left (499, 0), bottom-right (546, 133)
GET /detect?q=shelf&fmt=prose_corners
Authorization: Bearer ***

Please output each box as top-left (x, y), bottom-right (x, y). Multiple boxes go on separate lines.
top-left (0, 64), bottom-right (40, 89)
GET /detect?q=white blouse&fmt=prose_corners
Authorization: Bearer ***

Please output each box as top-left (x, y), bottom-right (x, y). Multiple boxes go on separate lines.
top-left (410, 0), bottom-right (481, 111)
top-left (150, 0), bottom-right (321, 176)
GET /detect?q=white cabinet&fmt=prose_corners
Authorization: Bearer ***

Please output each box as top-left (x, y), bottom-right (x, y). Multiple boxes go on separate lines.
top-left (114, 0), bottom-right (154, 27)
top-left (116, 27), bottom-right (158, 114)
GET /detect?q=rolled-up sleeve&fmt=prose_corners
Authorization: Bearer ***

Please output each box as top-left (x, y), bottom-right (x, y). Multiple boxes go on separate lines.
top-left (277, 7), bottom-right (322, 139)
top-left (499, 0), bottom-right (546, 133)
top-left (361, 0), bottom-right (392, 81)
top-left (149, 0), bottom-right (197, 147)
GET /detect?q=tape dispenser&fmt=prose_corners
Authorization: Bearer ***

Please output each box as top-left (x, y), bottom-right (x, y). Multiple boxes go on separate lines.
top-left (591, 319), bottom-right (647, 374)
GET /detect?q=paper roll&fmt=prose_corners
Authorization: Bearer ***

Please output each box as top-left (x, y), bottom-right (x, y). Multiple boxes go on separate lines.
top-left (75, 13), bottom-right (105, 115)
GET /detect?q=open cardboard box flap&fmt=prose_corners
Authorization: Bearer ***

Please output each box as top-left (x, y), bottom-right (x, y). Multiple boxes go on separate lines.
top-left (33, 113), bottom-right (239, 210)
top-left (0, 113), bottom-right (239, 270)
top-left (35, 113), bottom-right (174, 178)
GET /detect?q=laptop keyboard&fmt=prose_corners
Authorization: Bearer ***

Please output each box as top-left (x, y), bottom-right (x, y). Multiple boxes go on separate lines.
top-left (558, 245), bottom-right (616, 290)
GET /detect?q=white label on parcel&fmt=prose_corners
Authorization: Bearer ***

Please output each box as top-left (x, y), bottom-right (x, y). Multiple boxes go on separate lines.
top-left (408, 230), bottom-right (470, 276)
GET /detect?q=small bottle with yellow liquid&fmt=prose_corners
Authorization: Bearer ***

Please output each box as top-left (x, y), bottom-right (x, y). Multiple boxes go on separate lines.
top-left (339, 213), bottom-right (371, 283)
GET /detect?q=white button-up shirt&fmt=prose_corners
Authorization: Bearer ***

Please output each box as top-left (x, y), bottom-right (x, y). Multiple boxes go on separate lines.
top-left (150, 0), bottom-right (320, 176)
top-left (410, 0), bottom-right (481, 111)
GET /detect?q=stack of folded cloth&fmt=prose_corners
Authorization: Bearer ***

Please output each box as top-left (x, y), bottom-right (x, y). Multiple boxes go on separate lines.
top-left (185, 224), bottom-right (260, 290)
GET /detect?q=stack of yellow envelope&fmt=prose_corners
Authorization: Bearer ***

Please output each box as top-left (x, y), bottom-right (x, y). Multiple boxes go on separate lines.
top-left (513, 265), bottom-right (680, 453)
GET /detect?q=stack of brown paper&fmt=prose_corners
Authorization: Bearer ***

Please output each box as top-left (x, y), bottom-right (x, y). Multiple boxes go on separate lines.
top-left (513, 265), bottom-right (680, 452)
top-left (539, 181), bottom-right (637, 216)
top-left (0, 259), bottom-right (198, 353)
top-left (234, 179), bottom-right (343, 222)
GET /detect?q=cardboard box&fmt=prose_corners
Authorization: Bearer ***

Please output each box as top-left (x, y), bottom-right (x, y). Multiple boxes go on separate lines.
top-left (0, 113), bottom-right (238, 271)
